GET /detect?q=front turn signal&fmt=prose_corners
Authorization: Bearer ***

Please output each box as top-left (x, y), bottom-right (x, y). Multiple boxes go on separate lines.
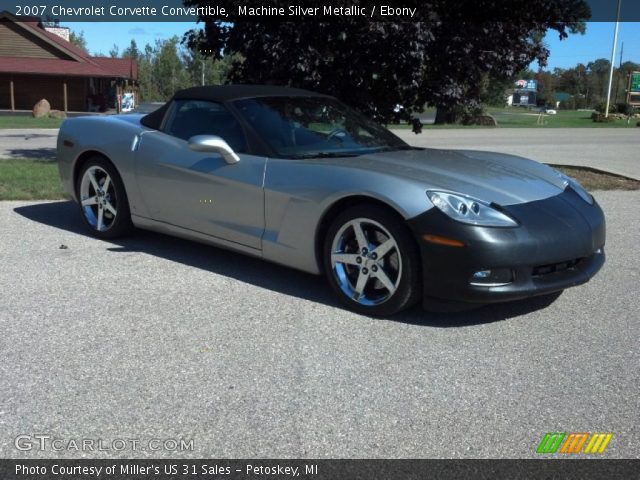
top-left (422, 234), bottom-right (466, 248)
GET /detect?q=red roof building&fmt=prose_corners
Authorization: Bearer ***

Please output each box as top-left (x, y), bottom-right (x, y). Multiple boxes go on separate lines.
top-left (0, 11), bottom-right (138, 111)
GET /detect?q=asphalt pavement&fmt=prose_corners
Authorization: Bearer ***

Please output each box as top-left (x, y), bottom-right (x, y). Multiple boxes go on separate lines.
top-left (1, 127), bottom-right (638, 181)
top-left (393, 128), bottom-right (640, 180)
top-left (0, 128), bottom-right (58, 160)
top-left (0, 191), bottom-right (638, 459)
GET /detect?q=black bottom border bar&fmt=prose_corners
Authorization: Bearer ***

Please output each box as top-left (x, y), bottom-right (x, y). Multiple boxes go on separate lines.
top-left (1, 459), bottom-right (639, 480)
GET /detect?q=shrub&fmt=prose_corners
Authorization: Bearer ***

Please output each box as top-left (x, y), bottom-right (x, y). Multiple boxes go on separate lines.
top-left (615, 103), bottom-right (633, 115)
top-left (594, 101), bottom-right (627, 114)
top-left (461, 114), bottom-right (497, 126)
top-left (591, 113), bottom-right (616, 123)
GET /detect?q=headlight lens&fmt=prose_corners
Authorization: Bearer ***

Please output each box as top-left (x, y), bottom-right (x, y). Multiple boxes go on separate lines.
top-left (555, 170), bottom-right (593, 204)
top-left (426, 191), bottom-right (518, 227)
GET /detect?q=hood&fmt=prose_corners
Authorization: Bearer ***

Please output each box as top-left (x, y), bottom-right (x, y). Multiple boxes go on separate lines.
top-left (336, 148), bottom-right (567, 206)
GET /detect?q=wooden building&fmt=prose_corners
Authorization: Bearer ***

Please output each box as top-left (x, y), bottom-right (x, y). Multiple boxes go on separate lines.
top-left (0, 11), bottom-right (137, 112)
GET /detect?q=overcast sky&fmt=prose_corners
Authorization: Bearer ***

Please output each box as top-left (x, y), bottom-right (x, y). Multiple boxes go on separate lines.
top-left (70, 21), bottom-right (640, 70)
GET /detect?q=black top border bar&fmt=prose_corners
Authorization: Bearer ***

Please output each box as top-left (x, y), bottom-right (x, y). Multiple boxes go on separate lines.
top-left (4, 0), bottom-right (640, 22)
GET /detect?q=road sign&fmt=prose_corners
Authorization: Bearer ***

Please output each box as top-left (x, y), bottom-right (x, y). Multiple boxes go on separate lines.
top-left (630, 72), bottom-right (640, 93)
top-left (515, 79), bottom-right (538, 91)
top-left (628, 72), bottom-right (640, 106)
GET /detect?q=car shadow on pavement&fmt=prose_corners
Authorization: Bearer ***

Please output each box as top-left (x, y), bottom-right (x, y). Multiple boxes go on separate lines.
top-left (396, 292), bottom-right (561, 327)
top-left (14, 201), bottom-right (562, 327)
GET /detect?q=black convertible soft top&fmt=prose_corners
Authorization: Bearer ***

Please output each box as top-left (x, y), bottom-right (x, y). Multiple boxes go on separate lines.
top-left (141, 84), bottom-right (329, 130)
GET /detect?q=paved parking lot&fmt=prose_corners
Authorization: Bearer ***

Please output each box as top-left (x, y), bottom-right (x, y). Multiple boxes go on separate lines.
top-left (0, 192), bottom-right (638, 459)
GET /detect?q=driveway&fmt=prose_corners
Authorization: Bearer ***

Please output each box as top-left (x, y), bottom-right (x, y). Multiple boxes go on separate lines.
top-left (0, 191), bottom-right (638, 459)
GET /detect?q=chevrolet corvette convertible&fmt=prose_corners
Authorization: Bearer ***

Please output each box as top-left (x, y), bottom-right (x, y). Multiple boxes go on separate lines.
top-left (57, 85), bottom-right (605, 316)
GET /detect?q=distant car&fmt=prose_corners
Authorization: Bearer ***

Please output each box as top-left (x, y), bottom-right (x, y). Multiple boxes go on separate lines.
top-left (544, 108), bottom-right (557, 115)
top-left (57, 85), bottom-right (605, 316)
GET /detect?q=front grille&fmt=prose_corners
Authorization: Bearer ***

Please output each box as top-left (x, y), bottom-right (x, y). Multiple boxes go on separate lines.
top-left (532, 258), bottom-right (583, 277)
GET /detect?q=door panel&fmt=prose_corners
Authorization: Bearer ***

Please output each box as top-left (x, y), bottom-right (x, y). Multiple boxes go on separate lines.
top-left (135, 130), bottom-right (265, 250)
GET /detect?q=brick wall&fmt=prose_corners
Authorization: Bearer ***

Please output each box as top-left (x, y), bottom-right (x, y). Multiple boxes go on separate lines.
top-left (44, 26), bottom-right (70, 42)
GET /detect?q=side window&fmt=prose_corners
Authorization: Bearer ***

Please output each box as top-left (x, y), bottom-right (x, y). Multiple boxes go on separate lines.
top-left (162, 100), bottom-right (247, 153)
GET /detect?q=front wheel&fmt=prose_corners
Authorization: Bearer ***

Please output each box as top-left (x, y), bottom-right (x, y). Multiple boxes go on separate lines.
top-left (323, 205), bottom-right (421, 316)
top-left (76, 156), bottom-right (132, 239)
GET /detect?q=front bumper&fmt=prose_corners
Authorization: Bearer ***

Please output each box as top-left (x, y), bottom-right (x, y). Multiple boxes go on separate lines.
top-left (407, 189), bottom-right (606, 307)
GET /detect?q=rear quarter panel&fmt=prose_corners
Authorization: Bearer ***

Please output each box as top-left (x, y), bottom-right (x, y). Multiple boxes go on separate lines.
top-left (57, 115), bottom-right (150, 218)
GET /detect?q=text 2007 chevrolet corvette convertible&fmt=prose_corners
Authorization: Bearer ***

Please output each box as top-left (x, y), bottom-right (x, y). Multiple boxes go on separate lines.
top-left (58, 85), bottom-right (605, 316)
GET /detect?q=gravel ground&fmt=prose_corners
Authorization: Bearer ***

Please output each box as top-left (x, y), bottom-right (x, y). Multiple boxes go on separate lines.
top-left (0, 191), bottom-right (638, 459)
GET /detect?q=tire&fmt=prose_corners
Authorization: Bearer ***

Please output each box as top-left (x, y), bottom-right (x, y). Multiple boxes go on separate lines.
top-left (323, 204), bottom-right (421, 316)
top-left (76, 156), bottom-right (133, 239)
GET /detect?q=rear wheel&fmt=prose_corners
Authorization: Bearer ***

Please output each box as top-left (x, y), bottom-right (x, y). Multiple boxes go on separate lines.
top-left (76, 156), bottom-right (132, 239)
top-left (323, 205), bottom-right (421, 316)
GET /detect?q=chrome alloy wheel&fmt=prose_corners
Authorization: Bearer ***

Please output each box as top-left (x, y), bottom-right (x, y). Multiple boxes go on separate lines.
top-left (79, 166), bottom-right (118, 232)
top-left (330, 218), bottom-right (402, 306)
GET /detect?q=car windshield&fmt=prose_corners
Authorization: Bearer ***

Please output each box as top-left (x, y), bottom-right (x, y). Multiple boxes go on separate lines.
top-left (232, 96), bottom-right (410, 158)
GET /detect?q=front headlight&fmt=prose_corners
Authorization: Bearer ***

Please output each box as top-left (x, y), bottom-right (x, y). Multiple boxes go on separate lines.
top-left (426, 191), bottom-right (518, 227)
top-left (555, 170), bottom-right (593, 205)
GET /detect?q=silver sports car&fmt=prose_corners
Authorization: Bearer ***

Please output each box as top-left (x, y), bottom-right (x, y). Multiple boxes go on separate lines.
top-left (57, 85), bottom-right (605, 316)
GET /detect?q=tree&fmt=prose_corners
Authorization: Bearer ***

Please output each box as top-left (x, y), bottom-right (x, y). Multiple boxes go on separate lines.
top-left (181, 46), bottom-right (239, 87)
top-left (479, 74), bottom-right (511, 107)
top-left (555, 67), bottom-right (582, 95)
top-left (120, 37), bottom-right (237, 102)
top-left (122, 39), bottom-right (140, 61)
top-left (108, 44), bottom-right (119, 58)
top-left (184, 0), bottom-right (589, 124)
top-left (152, 37), bottom-right (191, 100)
top-left (69, 30), bottom-right (88, 52)
top-left (535, 70), bottom-right (555, 106)
top-left (137, 43), bottom-right (159, 101)
top-left (187, 20), bottom-right (430, 123)
top-left (587, 58), bottom-right (611, 103)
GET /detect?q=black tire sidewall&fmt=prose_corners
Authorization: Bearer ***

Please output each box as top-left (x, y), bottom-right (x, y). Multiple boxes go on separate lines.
top-left (76, 156), bottom-right (132, 239)
top-left (323, 204), bottom-right (421, 316)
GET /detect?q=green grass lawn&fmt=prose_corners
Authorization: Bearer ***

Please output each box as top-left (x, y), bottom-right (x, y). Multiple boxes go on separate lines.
top-left (488, 108), bottom-right (636, 128)
top-left (389, 108), bottom-right (637, 129)
top-left (0, 158), bottom-right (67, 200)
top-left (0, 116), bottom-right (64, 129)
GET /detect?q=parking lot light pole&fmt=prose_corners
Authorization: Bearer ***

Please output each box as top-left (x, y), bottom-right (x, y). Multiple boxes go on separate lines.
top-left (605, 0), bottom-right (622, 118)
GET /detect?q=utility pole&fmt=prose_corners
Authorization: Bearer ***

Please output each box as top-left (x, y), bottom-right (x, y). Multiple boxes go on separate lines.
top-left (605, 0), bottom-right (621, 117)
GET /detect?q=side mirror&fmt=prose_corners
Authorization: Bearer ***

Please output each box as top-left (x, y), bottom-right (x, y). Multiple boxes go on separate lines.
top-left (188, 135), bottom-right (240, 164)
